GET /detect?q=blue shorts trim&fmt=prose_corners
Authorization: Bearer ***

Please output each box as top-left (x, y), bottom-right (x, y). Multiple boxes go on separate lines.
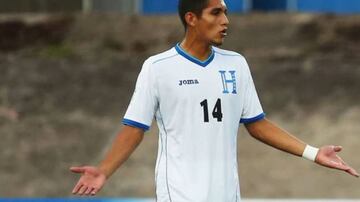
top-left (240, 113), bottom-right (266, 124)
top-left (122, 119), bottom-right (150, 131)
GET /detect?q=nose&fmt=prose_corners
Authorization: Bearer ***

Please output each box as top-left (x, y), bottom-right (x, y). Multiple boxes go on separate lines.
top-left (222, 13), bottom-right (229, 26)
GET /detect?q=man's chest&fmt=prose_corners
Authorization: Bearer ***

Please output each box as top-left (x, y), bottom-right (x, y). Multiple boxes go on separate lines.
top-left (155, 64), bottom-right (245, 100)
top-left (152, 59), bottom-right (247, 125)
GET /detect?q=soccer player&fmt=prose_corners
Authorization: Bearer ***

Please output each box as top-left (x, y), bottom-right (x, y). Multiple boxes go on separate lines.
top-left (70, 0), bottom-right (359, 201)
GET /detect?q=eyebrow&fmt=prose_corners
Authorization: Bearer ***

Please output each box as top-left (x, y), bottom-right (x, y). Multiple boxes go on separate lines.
top-left (210, 6), bottom-right (227, 13)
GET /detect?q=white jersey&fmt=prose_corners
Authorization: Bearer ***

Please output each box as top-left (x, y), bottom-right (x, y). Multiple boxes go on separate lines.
top-left (123, 44), bottom-right (265, 202)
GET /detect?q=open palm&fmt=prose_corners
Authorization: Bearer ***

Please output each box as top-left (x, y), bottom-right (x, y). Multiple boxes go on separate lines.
top-left (70, 166), bottom-right (107, 196)
top-left (316, 145), bottom-right (359, 177)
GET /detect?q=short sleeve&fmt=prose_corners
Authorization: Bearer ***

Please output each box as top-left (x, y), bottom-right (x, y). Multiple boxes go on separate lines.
top-left (240, 60), bottom-right (265, 124)
top-left (122, 59), bottom-right (158, 131)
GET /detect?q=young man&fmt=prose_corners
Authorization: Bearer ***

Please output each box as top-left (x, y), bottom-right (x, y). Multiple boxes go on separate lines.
top-left (70, 0), bottom-right (359, 201)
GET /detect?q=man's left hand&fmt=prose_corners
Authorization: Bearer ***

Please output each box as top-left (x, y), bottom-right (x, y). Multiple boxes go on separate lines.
top-left (316, 145), bottom-right (359, 177)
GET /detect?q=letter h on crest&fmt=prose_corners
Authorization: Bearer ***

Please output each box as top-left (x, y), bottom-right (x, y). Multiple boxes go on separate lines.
top-left (219, 70), bottom-right (237, 94)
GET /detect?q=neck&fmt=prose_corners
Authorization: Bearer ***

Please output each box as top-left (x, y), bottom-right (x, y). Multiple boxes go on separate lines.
top-left (179, 33), bottom-right (212, 61)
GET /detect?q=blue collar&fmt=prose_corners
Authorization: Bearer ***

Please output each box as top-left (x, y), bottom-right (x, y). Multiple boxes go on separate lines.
top-left (175, 43), bottom-right (214, 67)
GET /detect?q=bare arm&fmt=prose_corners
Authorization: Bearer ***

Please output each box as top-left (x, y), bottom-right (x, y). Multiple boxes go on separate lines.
top-left (98, 125), bottom-right (144, 178)
top-left (70, 125), bottom-right (145, 195)
top-left (245, 118), bottom-right (306, 157)
top-left (245, 118), bottom-right (359, 177)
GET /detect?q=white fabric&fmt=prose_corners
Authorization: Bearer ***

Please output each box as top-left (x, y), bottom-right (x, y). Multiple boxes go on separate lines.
top-left (302, 145), bottom-right (319, 161)
top-left (123, 45), bottom-right (265, 202)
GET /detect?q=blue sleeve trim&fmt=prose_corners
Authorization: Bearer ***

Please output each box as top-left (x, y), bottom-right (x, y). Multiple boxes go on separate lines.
top-left (122, 119), bottom-right (150, 131)
top-left (240, 113), bottom-right (266, 124)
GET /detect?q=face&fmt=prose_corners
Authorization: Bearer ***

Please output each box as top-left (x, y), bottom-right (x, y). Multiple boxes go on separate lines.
top-left (191, 0), bottom-right (229, 46)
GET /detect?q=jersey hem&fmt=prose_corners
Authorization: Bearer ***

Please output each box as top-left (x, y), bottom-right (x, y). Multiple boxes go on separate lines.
top-left (122, 118), bottom-right (150, 131)
top-left (240, 112), bottom-right (265, 124)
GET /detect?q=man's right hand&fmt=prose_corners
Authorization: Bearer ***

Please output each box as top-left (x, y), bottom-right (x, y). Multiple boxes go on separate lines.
top-left (70, 166), bottom-right (107, 196)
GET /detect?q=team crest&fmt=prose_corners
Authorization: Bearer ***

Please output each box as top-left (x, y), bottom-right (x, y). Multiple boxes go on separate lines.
top-left (219, 70), bottom-right (237, 94)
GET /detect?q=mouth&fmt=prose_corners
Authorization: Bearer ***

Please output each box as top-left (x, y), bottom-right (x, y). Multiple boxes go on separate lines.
top-left (220, 29), bottom-right (228, 37)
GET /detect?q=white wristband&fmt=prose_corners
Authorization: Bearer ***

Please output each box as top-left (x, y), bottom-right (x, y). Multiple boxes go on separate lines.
top-left (302, 145), bottom-right (319, 161)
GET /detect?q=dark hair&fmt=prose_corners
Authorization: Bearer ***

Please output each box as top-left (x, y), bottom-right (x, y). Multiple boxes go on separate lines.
top-left (178, 0), bottom-right (209, 30)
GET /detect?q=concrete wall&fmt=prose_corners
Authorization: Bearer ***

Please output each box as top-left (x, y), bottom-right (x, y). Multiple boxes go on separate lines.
top-left (0, 0), bottom-right (82, 12)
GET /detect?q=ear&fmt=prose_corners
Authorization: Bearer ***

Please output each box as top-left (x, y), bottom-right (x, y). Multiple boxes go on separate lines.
top-left (184, 12), bottom-right (198, 28)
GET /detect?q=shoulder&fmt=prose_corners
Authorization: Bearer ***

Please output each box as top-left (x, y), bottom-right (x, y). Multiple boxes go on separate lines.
top-left (139, 47), bottom-right (179, 79)
top-left (213, 47), bottom-right (244, 59)
top-left (144, 47), bottom-right (179, 66)
top-left (213, 47), bottom-right (249, 71)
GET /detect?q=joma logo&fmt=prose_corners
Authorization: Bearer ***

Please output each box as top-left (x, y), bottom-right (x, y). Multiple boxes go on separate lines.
top-left (179, 79), bottom-right (200, 86)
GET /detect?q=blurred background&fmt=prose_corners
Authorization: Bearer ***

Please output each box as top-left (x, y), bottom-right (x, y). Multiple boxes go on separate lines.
top-left (0, 0), bottom-right (360, 200)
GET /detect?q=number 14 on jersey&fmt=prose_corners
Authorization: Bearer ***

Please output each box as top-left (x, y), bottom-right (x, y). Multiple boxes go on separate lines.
top-left (200, 98), bottom-right (223, 122)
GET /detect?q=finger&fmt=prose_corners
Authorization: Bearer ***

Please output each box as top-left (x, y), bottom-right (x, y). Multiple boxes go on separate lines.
top-left (78, 185), bottom-right (88, 195)
top-left (70, 166), bottom-right (86, 173)
top-left (335, 156), bottom-right (359, 177)
top-left (338, 157), bottom-right (346, 165)
top-left (336, 156), bottom-right (348, 167)
top-left (84, 187), bottom-right (94, 195)
top-left (346, 167), bottom-right (360, 177)
top-left (331, 162), bottom-right (357, 176)
top-left (333, 146), bottom-right (342, 152)
top-left (91, 187), bottom-right (100, 196)
top-left (329, 160), bottom-right (349, 170)
top-left (72, 182), bottom-right (83, 194)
